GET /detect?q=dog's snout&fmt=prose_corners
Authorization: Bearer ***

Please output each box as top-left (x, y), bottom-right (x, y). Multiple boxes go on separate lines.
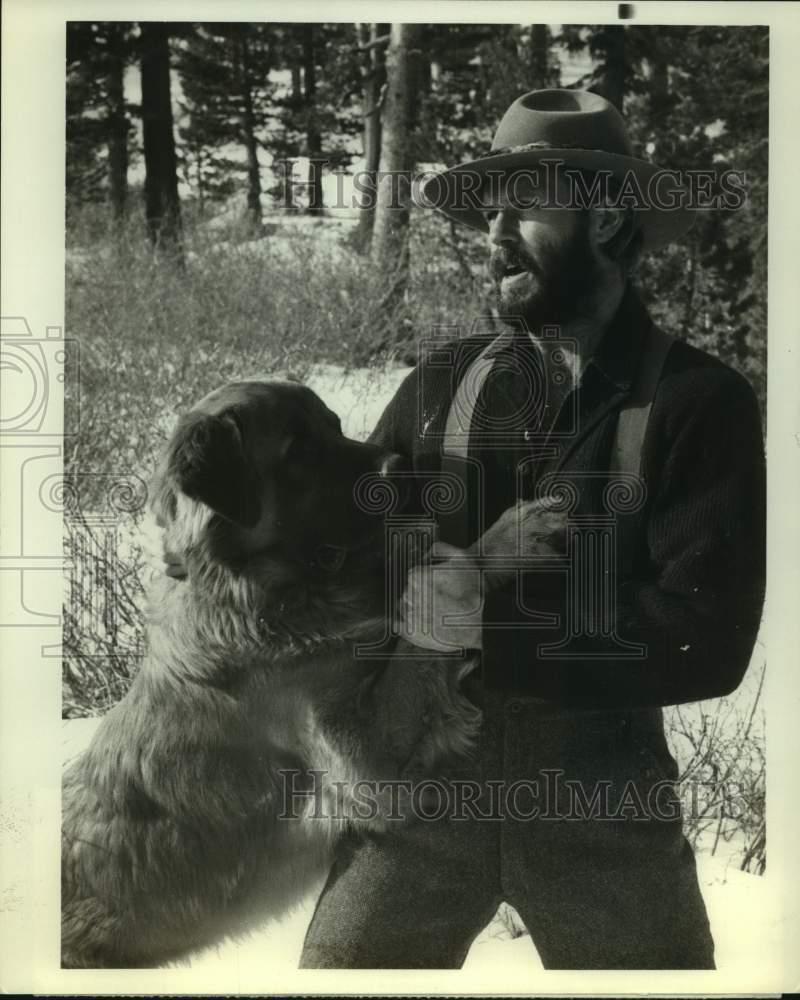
top-left (379, 453), bottom-right (409, 478)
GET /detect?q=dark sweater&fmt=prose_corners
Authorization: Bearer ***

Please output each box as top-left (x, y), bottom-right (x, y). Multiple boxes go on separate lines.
top-left (368, 285), bottom-right (766, 709)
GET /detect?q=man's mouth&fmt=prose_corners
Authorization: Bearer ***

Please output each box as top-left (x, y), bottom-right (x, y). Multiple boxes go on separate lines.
top-left (492, 251), bottom-right (534, 281)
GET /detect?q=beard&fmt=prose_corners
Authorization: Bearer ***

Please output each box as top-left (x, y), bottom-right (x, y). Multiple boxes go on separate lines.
top-left (489, 212), bottom-right (602, 332)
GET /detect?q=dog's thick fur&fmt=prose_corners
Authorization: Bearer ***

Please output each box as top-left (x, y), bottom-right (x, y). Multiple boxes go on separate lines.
top-left (61, 380), bottom-right (559, 969)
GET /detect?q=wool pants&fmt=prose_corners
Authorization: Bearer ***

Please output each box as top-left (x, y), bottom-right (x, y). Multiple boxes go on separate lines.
top-left (299, 688), bottom-right (715, 970)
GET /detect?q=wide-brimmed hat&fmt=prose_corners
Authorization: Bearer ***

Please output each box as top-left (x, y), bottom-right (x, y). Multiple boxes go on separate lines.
top-left (422, 88), bottom-right (695, 252)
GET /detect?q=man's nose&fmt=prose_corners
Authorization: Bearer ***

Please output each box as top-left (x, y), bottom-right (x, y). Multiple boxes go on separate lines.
top-left (488, 208), bottom-right (519, 247)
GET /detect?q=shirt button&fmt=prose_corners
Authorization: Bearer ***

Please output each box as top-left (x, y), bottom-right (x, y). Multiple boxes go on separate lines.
top-left (508, 699), bottom-right (523, 714)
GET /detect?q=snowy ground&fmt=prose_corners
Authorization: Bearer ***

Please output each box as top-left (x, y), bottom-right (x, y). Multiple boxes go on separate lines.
top-left (175, 851), bottom-right (774, 976)
top-left (61, 716), bottom-right (770, 978)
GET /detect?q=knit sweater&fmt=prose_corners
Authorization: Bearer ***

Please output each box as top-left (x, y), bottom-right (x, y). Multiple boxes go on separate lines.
top-left (368, 285), bottom-right (766, 709)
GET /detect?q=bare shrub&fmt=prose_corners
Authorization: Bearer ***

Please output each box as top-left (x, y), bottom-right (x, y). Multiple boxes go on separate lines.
top-left (665, 660), bottom-right (766, 874)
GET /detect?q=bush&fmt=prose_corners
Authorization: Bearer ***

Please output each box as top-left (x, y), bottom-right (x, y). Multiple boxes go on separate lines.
top-left (665, 661), bottom-right (766, 874)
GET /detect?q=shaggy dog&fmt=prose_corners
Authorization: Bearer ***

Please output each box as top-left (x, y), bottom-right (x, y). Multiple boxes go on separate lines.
top-left (61, 379), bottom-right (562, 969)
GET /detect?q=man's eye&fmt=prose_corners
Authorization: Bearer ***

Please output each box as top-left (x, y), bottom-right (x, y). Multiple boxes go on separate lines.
top-left (482, 208), bottom-right (499, 223)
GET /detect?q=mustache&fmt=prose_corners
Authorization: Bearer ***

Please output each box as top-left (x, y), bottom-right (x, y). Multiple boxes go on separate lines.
top-left (489, 246), bottom-right (540, 281)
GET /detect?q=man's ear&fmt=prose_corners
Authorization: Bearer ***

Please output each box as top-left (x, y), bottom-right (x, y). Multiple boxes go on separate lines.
top-left (591, 206), bottom-right (627, 248)
top-left (169, 410), bottom-right (260, 527)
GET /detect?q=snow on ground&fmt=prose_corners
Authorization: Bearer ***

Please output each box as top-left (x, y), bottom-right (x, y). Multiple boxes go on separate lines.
top-left (61, 718), bottom-right (771, 977)
top-left (191, 213), bottom-right (359, 263)
top-left (306, 362), bottom-right (411, 442)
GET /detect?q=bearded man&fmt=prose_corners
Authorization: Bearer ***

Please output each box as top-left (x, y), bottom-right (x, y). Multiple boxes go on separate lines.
top-left (300, 89), bottom-right (765, 970)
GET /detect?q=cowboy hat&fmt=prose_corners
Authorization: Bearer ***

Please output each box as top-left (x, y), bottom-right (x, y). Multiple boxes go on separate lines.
top-left (421, 88), bottom-right (695, 252)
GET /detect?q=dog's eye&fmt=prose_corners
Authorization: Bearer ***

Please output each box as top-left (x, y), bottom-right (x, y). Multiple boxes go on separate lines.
top-left (282, 433), bottom-right (316, 464)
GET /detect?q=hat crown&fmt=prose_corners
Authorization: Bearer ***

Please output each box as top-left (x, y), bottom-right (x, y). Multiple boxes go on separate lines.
top-left (491, 89), bottom-right (634, 158)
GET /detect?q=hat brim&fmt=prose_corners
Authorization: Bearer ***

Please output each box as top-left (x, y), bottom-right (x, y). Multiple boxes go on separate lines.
top-left (421, 148), bottom-right (696, 252)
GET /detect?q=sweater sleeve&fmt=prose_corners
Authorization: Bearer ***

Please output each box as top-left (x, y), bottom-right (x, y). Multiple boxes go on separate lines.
top-left (484, 366), bottom-right (766, 708)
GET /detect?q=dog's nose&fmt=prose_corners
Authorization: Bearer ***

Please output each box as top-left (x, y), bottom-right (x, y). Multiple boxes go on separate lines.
top-left (378, 453), bottom-right (409, 478)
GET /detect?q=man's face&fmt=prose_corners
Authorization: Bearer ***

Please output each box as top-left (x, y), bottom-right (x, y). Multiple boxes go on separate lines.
top-left (482, 171), bottom-right (602, 330)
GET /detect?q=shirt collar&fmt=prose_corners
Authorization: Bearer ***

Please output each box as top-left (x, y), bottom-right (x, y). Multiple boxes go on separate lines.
top-left (483, 283), bottom-right (653, 396)
top-left (587, 284), bottom-right (653, 392)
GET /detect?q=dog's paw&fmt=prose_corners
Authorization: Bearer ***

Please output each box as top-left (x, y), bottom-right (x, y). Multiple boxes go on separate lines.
top-left (475, 498), bottom-right (567, 560)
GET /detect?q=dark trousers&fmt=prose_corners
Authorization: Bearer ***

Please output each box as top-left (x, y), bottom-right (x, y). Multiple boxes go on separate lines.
top-left (300, 690), bottom-right (715, 970)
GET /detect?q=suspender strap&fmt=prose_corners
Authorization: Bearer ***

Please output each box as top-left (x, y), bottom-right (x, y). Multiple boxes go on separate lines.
top-left (437, 336), bottom-right (509, 547)
top-left (436, 324), bottom-right (675, 561)
top-left (610, 323), bottom-right (674, 478)
top-left (610, 323), bottom-right (675, 577)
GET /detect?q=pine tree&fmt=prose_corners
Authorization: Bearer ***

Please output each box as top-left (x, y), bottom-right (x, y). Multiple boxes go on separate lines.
top-left (302, 24), bottom-right (324, 215)
top-left (177, 23), bottom-right (273, 227)
top-left (140, 22), bottom-right (182, 253)
top-left (355, 23), bottom-right (388, 250)
top-left (267, 23), bottom-right (362, 216)
top-left (371, 24), bottom-right (420, 286)
top-left (66, 22), bottom-right (135, 222)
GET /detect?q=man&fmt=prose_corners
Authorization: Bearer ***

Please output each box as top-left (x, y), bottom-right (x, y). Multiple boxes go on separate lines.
top-left (300, 89), bottom-right (765, 970)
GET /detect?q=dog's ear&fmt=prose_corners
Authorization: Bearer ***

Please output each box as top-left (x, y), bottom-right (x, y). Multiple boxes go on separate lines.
top-left (169, 411), bottom-right (260, 527)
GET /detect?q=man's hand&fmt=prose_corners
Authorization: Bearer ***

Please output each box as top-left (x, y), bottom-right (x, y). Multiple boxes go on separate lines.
top-left (398, 497), bottom-right (567, 653)
top-left (399, 542), bottom-right (483, 652)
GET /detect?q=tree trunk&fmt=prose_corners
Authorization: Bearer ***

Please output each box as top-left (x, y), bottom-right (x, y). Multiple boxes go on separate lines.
top-left (291, 63), bottom-right (302, 105)
top-left (195, 147), bottom-right (205, 219)
top-left (357, 23), bottom-right (387, 251)
top-left (357, 24), bottom-right (383, 246)
top-left (237, 30), bottom-right (263, 230)
top-left (416, 49), bottom-right (432, 98)
top-left (106, 23), bottom-right (128, 223)
top-left (140, 23), bottom-right (182, 254)
top-left (303, 25), bottom-right (324, 215)
top-left (274, 159), bottom-right (295, 212)
top-left (529, 24), bottom-right (550, 87)
top-left (592, 26), bottom-right (626, 112)
top-left (647, 36), bottom-right (670, 161)
top-left (371, 23), bottom-right (418, 284)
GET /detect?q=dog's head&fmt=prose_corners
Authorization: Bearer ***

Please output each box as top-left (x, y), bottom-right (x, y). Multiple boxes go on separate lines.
top-left (152, 380), bottom-right (405, 578)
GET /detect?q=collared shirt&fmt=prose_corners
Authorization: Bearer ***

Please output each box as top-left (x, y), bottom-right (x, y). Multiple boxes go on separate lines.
top-left (460, 285), bottom-right (653, 541)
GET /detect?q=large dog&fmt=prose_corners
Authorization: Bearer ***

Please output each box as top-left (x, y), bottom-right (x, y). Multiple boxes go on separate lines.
top-left (61, 379), bottom-right (563, 969)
